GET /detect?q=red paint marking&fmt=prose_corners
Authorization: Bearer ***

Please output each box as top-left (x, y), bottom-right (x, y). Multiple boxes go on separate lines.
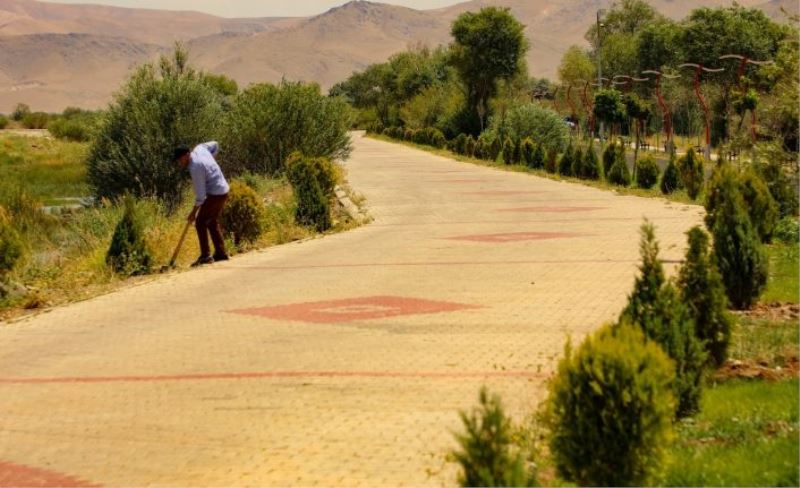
top-left (496, 206), bottom-right (607, 213)
top-left (437, 179), bottom-right (488, 183)
top-left (446, 232), bottom-right (587, 243)
top-left (0, 370), bottom-right (542, 385)
top-left (0, 461), bottom-right (100, 487)
top-left (231, 295), bottom-right (482, 324)
top-left (462, 190), bottom-right (546, 196)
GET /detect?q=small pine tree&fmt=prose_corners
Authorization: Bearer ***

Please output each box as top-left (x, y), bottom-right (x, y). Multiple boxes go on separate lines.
top-left (710, 174), bottom-right (769, 309)
top-left (636, 155), bottom-right (660, 189)
top-left (607, 157), bottom-right (631, 186)
top-left (571, 146), bottom-right (584, 178)
top-left (621, 222), bottom-right (706, 418)
top-left (582, 144), bottom-right (601, 180)
top-left (286, 153), bottom-right (332, 232)
top-left (465, 135), bottom-right (477, 158)
top-left (602, 143), bottom-right (617, 177)
top-left (502, 137), bottom-right (515, 165)
top-left (678, 227), bottom-right (732, 367)
top-left (490, 136), bottom-right (503, 161)
top-left (521, 138), bottom-right (535, 167)
top-left (660, 154), bottom-right (681, 194)
top-left (106, 195), bottom-right (153, 276)
top-left (545, 322), bottom-right (675, 487)
top-left (474, 140), bottom-right (486, 160)
top-left (545, 148), bottom-right (559, 173)
top-left (532, 143), bottom-right (545, 170)
top-left (559, 144), bottom-right (574, 176)
top-left (740, 169), bottom-right (779, 243)
top-left (453, 388), bottom-right (536, 487)
top-left (678, 148), bottom-right (704, 200)
top-left (512, 139), bottom-right (523, 164)
top-left (220, 180), bottom-right (265, 248)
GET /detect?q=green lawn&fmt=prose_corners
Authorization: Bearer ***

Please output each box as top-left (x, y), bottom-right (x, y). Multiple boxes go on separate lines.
top-left (666, 379), bottom-right (799, 487)
top-left (0, 133), bottom-right (88, 204)
top-left (763, 243), bottom-right (800, 304)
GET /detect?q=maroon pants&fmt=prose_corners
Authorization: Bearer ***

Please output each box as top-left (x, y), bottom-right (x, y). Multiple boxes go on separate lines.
top-left (196, 193), bottom-right (228, 258)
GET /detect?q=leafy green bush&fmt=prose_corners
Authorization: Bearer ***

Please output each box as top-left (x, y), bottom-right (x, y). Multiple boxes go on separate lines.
top-left (520, 138), bottom-right (535, 167)
top-left (489, 135), bottom-right (503, 161)
top-left (678, 227), bottom-right (732, 367)
top-left (474, 139), bottom-right (487, 159)
top-left (88, 47), bottom-right (224, 211)
top-left (221, 81), bottom-right (352, 177)
top-left (11, 103), bottom-right (30, 122)
top-left (677, 148), bottom-right (704, 200)
top-left (709, 170), bottom-right (768, 310)
top-left (545, 148), bottom-right (558, 173)
top-left (660, 155), bottom-right (681, 194)
top-left (452, 387), bottom-right (536, 487)
top-left (219, 181), bottom-right (265, 248)
top-left (21, 112), bottom-right (50, 129)
top-left (489, 103), bottom-right (569, 153)
top-left (48, 109), bottom-right (100, 142)
top-left (106, 195), bottom-right (153, 276)
top-left (558, 144), bottom-right (574, 176)
top-left (285, 152), bottom-right (338, 232)
top-left (452, 133), bottom-right (468, 155)
top-left (512, 138), bottom-right (522, 164)
top-left (532, 143), bottom-right (545, 170)
top-left (502, 136), bottom-right (515, 165)
top-left (620, 222), bottom-right (706, 417)
top-left (0, 115), bottom-right (8, 130)
top-left (0, 206), bottom-right (24, 279)
top-left (635, 155), bottom-right (660, 189)
top-left (545, 321), bottom-right (675, 487)
top-left (404, 128), bottom-right (414, 141)
top-left (774, 217), bottom-right (800, 244)
top-left (581, 144), bottom-right (601, 180)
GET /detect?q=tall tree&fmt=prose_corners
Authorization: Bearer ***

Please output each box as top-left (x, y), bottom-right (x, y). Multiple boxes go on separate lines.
top-left (450, 7), bottom-right (529, 134)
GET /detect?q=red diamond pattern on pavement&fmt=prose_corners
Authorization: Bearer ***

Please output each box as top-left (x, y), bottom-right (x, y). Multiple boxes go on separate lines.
top-left (231, 296), bottom-right (482, 324)
top-left (496, 206), bottom-right (607, 213)
top-left (446, 231), bottom-right (587, 243)
top-left (0, 461), bottom-right (100, 488)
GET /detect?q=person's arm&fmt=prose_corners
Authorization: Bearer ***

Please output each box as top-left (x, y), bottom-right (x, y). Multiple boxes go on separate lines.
top-left (188, 164), bottom-right (207, 222)
top-left (202, 141), bottom-right (219, 156)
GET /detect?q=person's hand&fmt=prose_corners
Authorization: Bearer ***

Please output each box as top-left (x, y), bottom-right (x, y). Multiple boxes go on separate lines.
top-left (187, 206), bottom-right (199, 223)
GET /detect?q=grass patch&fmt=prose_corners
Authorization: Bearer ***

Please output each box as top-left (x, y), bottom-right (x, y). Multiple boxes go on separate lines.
top-left (763, 243), bottom-right (799, 304)
top-left (368, 134), bottom-right (703, 206)
top-left (0, 133), bottom-right (88, 203)
top-left (730, 315), bottom-right (799, 369)
top-left (665, 379), bottom-right (799, 487)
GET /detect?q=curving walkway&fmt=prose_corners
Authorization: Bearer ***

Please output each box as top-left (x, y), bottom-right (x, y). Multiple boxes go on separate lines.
top-left (0, 133), bottom-right (704, 487)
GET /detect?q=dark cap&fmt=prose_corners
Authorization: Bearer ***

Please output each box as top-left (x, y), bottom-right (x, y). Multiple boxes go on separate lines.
top-left (172, 145), bottom-right (191, 162)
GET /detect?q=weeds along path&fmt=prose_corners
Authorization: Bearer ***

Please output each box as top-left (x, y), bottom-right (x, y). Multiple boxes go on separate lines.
top-left (0, 133), bottom-right (704, 487)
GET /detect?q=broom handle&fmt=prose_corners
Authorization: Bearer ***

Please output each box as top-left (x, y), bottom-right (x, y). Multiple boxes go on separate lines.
top-left (169, 219), bottom-right (193, 266)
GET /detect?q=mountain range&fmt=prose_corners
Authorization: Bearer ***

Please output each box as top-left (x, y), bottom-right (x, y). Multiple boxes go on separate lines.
top-left (0, 0), bottom-right (794, 112)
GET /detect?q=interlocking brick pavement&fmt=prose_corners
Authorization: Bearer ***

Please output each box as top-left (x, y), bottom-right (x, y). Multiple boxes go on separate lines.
top-left (0, 133), bottom-right (704, 486)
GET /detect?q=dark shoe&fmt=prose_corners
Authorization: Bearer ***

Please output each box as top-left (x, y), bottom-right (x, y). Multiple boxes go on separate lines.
top-left (213, 253), bottom-right (230, 262)
top-left (191, 256), bottom-right (214, 267)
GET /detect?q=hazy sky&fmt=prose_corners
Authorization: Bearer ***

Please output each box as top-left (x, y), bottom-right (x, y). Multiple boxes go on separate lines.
top-left (45, 0), bottom-right (465, 18)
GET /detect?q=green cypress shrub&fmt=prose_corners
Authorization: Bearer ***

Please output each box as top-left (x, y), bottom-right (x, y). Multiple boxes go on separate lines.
top-left (678, 227), bottom-right (732, 367)
top-left (545, 148), bottom-right (558, 173)
top-left (545, 321), bottom-right (675, 487)
top-left (502, 137), bottom-right (515, 165)
top-left (620, 222), bottom-right (706, 417)
top-left (465, 135), bottom-right (477, 157)
top-left (286, 153), bottom-right (333, 232)
top-left (521, 138), bottom-right (535, 167)
top-left (474, 139), bottom-right (487, 160)
top-left (602, 143), bottom-right (617, 177)
top-left (558, 143), bottom-right (574, 176)
top-left (0, 206), bottom-right (24, 281)
top-left (452, 388), bottom-right (536, 487)
top-left (607, 157), bottom-right (631, 186)
top-left (404, 128), bottom-right (414, 141)
top-left (635, 155), bottom-right (660, 189)
top-left (571, 146), bottom-right (584, 178)
top-left (677, 148), bottom-right (704, 200)
top-left (106, 195), bottom-right (153, 276)
top-left (512, 139), bottom-right (522, 164)
top-left (710, 172), bottom-right (768, 309)
top-left (532, 143), bottom-right (545, 170)
top-left (424, 127), bottom-right (447, 149)
top-left (220, 181), bottom-right (265, 248)
top-left (740, 169), bottom-right (779, 243)
top-left (582, 144), bottom-right (601, 180)
top-left (660, 154), bottom-right (681, 194)
top-left (454, 133), bottom-right (468, 155)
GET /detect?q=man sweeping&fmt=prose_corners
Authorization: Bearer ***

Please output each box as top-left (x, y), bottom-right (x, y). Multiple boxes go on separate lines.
top-left (173, 142), bottom-right (230, 266)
